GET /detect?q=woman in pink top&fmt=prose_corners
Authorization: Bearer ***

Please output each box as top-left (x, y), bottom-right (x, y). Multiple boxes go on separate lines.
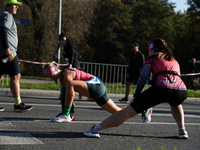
top-left (84, 38), bottom-right (188, 139)
top-left (43, 61), bottom-right (125, 123)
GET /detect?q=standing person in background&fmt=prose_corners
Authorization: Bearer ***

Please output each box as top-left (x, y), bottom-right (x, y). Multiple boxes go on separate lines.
top-left (0, 0), bottom-right (33, 112)
top-left (119, 43), bottom-right (152, 123)
top-left (119, 42), bottom-right (145, 103)
top-left (84, 38), bottom-right (188, 139)
top-left (186, 58), bottom-right (199, 91)
top-left (58, 33), bottom-right (79, 69)
top-left (57, 33), bottom-right (80, 119)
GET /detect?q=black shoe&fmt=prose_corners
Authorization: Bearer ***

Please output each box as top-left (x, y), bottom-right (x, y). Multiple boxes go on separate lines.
top-left (14, 102), bottom-right (33, 112)
top-left (0, 107), bottom-right (5, 112)
top-left (119, 97), bottom-right (129, 103)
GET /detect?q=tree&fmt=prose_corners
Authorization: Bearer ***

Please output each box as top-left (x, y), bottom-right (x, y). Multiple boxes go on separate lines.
top-left (172, 12), bottom-right (190, 72)
top-left (87, 0), bottom-right (133, 64)
top-left (61, 0), bottom-right (97, 62)
top-left (14, 0), bottom-right (58, 76)
top-left (131, 0), bottom-right (176, 57)
top-left (186, 0), bottom-right (200, 62)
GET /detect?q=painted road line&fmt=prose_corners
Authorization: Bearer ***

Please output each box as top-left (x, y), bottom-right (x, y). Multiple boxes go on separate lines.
top-left (0, 122), bottom-right (15, 129)
top-left (0, 132), bottom-right (44, 145)
top-left (1, 102), bottom-right (200, 112)
top-left (1, 118), bottom-right (200, 126)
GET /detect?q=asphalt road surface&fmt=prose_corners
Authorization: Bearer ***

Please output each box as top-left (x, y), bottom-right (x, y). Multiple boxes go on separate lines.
top-left (0, 91), bottom-right (200, 150)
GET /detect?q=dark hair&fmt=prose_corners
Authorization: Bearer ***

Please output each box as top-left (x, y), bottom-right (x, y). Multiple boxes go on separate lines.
top-left (153, 38), bottom-right (174, 61)
top-left (58, 33), bottom-right (76, 48)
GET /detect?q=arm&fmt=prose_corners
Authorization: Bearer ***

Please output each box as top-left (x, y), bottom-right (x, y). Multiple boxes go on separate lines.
top-left (192, 64), bottom-right (199, 73)
top-left (133, 64), bottom-right (151, 97)
top-left (0, 26), bottom-right (14, 61)
top-left (63, 70), bottom-right (76, 84)
top-left (137, 53), bottom-right (145, 71)
top-left (68, 44), bottom-right (76, 68)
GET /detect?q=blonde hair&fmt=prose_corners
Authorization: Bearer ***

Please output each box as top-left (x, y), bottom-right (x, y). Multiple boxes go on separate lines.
top-left (44, 61), bottom-right (58, 69)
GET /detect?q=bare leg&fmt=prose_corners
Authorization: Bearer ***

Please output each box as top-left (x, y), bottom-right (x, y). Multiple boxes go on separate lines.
top-left (125, 81), bottom-right (132, 97)
top-left (0, 74), bottom-right (3, 82)
top-left (9, 74), bottom-right (21, 98)
top-left (65, 80), bottom-right (90, 106)
top-left (101, 99), bottom-right (122, 114)
top-left (170, 104), bottom-right (185, 126)
top-left (100, 106), bottom-right (137, 129)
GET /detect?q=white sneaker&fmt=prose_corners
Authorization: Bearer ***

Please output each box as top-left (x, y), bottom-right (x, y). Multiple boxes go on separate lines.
top-left (84, 125), bottom-right (100, 138)
top-left (50, 113), bottom-right (71, 123)
top-left (142, 108), bottom-right (153, 123)
top-left (177, 129), bottom-right (188, 139)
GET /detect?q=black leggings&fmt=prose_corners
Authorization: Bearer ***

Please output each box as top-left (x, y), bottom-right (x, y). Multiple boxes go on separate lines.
top-left (131, 87), bottom-right (187, 113)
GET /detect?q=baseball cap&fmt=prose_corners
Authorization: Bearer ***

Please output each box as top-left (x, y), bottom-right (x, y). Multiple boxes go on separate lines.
top-left (4, 0), bottom-right (22, 6)
top-left (132, 42), bottom-right (139, 47)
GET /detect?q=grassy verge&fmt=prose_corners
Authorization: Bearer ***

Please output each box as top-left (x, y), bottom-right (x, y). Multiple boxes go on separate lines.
top-left (1, 78), bottom-right (200, 97)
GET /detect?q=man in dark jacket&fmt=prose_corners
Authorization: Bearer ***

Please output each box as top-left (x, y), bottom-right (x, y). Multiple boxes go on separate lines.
top-left (119, 42), bottom-right (145, 103)
top-left (186, 58), bottom-right (199, 91)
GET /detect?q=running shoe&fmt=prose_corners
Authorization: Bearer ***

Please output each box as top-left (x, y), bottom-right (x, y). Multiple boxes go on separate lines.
top-left (142, 108), bottom-right (153, 123)
top-left (119, 97), bottom-right (129, 103)
top-left (84, 125), bottom-right (100, 138)
top-left (177, 129), bottom-right (188, 139)
top-left (13, 102), bottom-right (33, 112)
top-left (0, 107), bottom-right (5, 112)
top-left (50, 113), bottom-right (71, 123)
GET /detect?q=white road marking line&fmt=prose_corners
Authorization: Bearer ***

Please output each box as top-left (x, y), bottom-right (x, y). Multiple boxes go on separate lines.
top-left (0, 132), bottom-right (44, 145)
top-left (0, 102), bottom-right (200, 118)
top-left (71, 121), bottom-right (200, 126)
top-left (1, 102), bottom-right (200, 111)
top-left (1, 118), bottom-right (200, 126)
top-left (0, 122), bottom-right (16, 128)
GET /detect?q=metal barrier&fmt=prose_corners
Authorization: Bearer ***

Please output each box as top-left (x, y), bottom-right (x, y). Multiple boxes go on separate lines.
top-left (2, 59), bottom-right (199, 97)
top-left (1, 75), bottom-right (9, 95)
top-left (0, 61), bottom-right (135, 97)
top-left (80, 62), bottom-right (129, 96)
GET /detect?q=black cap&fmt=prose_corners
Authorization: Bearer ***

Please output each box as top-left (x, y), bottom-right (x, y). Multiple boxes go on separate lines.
top-left (132, 42), bottom-right (139, 47)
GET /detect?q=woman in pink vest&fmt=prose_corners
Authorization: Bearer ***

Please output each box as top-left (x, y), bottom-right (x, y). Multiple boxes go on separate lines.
top-left (84, 38), bottom-right (188, 139)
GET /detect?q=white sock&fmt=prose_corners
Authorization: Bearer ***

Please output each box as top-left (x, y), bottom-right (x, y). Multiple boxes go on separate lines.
top-left (179, 125), bottom-right (185, 130)
top-left (93, 124), bottom-right (102, 132)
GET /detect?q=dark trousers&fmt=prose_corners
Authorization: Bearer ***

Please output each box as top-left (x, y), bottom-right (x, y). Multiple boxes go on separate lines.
top-left (186, 76), bottom-right (196, 91)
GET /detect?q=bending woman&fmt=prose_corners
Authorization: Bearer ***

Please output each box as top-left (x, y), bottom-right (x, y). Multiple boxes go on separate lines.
top-left (44, 61), bottom-right (124, 122)
top-left (84, 38), bottom-right (188, 139)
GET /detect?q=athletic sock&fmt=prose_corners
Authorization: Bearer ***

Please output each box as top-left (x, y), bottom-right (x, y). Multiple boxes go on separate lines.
top-left (93, 124), bottom-right (102, 132)
top-left (179, 125), bottom-right (185, 130)
top-left (62, 105), bottom-right (71, 116)
top-left (14, 97), bottom-right (22, 106)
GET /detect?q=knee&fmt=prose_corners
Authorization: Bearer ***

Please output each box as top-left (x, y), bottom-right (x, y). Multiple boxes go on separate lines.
top-left (66, 80), bottom-right (73, 87)
top-left (10, 74), bottom-right (21, 81)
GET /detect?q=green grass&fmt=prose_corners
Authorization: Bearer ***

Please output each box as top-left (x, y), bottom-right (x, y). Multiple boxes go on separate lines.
top-left (1, 78), bottom-right (200, 97)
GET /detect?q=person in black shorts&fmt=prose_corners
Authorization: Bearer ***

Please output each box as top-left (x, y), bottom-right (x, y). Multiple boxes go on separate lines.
top-left (84, 38), bottom-right (188, 139)
top-left (119, 42), bottom-right (153, 123)
top-left (0, 0), bottom-right (32, 112)
top-left (119, 42), bottom-right (145, 103)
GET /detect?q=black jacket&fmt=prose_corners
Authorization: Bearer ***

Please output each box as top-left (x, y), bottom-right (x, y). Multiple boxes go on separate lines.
top-left (187, 61), bottom-right (199, 73)
top-left (127, 50), bottom-right (145, 74)
top-left (62, 42), bottom-right (79, 69)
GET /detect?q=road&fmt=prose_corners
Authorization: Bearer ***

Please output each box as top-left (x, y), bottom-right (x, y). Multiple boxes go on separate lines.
top-left (0, 91), bottom-right (200, 150)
